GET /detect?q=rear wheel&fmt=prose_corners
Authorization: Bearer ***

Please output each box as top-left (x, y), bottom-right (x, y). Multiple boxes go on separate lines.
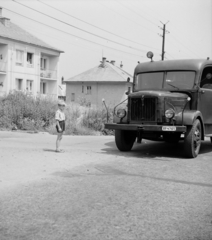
top-left (184, 119), bottom-right (202, 158)
top-left (115, 130), bottom-right (136, 152)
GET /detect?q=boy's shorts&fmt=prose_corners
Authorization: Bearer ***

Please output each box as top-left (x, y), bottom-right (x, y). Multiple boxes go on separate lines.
top-left (56, 120), bottom-right (65, 133)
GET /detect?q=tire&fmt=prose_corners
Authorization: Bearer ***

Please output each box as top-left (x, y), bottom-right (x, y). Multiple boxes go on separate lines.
top-left (163, 133), bottom-right (181, 144)
top-left (210, 137), bottom-right (212, 144)
top-left (115, 130), bottom-right (136, 152)
top-left (184, 119), bottom-right (202, 158)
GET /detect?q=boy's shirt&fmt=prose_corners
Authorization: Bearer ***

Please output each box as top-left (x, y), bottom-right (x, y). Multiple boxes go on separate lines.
top-left (55, 109), bottom-right (65, 121)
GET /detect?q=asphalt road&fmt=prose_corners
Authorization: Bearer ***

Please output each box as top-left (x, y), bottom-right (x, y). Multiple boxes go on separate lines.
top-left (0, 131), bottom-right (212, 240)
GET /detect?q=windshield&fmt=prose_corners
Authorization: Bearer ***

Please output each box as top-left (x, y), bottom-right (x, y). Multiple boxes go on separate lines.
top-left (135, 71), bottom-right (195, 91)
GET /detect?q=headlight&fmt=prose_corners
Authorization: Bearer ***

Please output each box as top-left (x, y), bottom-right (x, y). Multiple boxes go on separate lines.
top-left (116, 109), bottom-right (126, 118)
top-left (165, 108), bottom-right (175, 119)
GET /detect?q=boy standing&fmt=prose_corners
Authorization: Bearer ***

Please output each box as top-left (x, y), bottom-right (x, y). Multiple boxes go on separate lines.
top-left (55, 100), bottom-right (66, 152)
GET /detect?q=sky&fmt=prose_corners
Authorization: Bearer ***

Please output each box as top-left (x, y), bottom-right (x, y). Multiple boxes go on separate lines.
top-left (0, 0), bottom-right (211, 81)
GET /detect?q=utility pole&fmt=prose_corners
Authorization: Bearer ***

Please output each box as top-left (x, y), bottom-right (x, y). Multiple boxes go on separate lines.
top-left (159, 21), bottom-right (169, 61)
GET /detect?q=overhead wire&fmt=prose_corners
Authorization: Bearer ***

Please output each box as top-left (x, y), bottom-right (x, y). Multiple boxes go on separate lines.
top-left (114, 0), bottom-right (159, 27)
top-left (12, 19), bottom-right (142, 64)
top-left (3, 7), bottom-right (146, 59)
top-left (37, 0), bottom-right (160, 51)
top-left (169, 34), bottom-right (201, 58)
top-left (133, 0), bottom-right (203, 59)
top-left (95, 0), bottom-right (159, 36)
top-left (11, 0), bottom-right (155, 54)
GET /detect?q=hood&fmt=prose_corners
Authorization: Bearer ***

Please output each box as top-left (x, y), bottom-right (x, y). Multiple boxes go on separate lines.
top-left (129, 90), bottom-right (188, 99)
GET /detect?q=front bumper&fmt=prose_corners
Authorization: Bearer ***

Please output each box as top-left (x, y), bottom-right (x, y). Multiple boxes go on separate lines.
top-left (105, 123), bottom-right (187, 132)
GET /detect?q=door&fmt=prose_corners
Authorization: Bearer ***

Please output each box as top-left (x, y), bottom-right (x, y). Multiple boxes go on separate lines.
top-left (199, 66), bottom-right (212, 125)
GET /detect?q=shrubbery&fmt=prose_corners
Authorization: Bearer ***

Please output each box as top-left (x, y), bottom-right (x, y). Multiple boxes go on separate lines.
top-left (0, 91), bottom-right (114, 135)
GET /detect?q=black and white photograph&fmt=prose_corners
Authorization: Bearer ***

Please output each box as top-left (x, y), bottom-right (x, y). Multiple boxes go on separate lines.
top-left (0, 0), bottom-right (212, 239)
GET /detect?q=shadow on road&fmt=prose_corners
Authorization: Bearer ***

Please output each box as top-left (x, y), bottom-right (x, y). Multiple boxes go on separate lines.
top-left (43, 148), bottom-right (56, 153)
top-left (101, 139), bottom-right (212, 160)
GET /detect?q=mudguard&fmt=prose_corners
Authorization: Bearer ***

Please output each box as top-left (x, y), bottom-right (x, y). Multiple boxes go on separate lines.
top-left (183, 110), bottom-right (204, 139)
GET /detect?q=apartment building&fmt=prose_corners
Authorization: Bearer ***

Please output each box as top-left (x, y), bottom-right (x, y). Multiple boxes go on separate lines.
top-left (0, 8), bottom-right (63, 98)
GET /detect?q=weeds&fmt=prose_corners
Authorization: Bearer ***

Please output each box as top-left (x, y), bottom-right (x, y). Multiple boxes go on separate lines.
top-left (0, 91), bottom-right (114, 135)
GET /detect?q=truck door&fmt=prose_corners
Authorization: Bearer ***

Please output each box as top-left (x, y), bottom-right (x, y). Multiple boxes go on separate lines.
top-left (199, 66), bottom-right (212, 125)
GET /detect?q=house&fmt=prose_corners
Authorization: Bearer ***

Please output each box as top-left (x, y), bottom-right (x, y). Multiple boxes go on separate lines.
top-left (65, 57), bottom-right (133, 107)
top-left (0, 8), bottom-right (63, 98)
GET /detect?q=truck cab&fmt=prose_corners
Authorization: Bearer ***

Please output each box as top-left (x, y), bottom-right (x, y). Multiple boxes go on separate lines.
top-left (105, 53), bottom-right (212, 158)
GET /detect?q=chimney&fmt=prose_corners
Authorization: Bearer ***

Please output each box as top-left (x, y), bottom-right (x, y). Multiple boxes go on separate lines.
top-left (110, 60), bottom-right (115, 65)
top-left (100, 57), bottom-right (106, 67)
top-left (0, 8), bottom-right (10, 27)
top-left (120, 61), bottom-right (123, 68)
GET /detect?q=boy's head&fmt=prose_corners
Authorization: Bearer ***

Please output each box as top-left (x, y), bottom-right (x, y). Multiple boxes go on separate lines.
top-left (58, 100), bottom-right (66, 110)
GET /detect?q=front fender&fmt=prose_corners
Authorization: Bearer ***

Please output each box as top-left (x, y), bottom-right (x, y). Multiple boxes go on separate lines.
top-left (182, 110), bottom-right (204, 140)
top-left (182, 110), bottom-right (203, 125)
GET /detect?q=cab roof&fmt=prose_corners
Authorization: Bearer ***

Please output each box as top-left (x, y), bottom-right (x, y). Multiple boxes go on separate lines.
top-left (135, 59), bottom-right (212, 74)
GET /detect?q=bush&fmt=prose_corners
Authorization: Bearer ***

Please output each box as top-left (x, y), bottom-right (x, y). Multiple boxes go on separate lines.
top-left (0, 91), bottom-right (57, 131)
top-left (0, 91), bottom-right (114, 135)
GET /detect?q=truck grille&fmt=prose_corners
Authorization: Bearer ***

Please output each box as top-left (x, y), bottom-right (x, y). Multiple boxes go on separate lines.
top-left (131, 97), bottom-right (157, 121)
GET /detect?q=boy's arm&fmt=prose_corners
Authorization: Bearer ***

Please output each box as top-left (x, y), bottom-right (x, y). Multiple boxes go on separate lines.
top-left (56, 120), bottom-right (62, 131)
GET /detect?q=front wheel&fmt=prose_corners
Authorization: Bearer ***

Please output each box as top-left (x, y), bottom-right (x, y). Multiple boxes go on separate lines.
top-left (184, 119), bottom-right (202, 158)
top-left (115, 130), bottom-right (136, 152)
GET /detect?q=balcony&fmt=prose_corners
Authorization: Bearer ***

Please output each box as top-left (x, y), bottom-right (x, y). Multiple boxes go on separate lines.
top-left (0, 61), bottom-right (7, 74)
top-left (40, 69), bottom-right (57, 80)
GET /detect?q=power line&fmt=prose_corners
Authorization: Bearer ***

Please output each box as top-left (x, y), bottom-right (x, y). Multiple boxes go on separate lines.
top-left (14, 20), bottom-right (142, 63)
top-left (114, 0), bottom-right (159, 27)
top-left (138, 1), bottom-right (166, 23)
top-left (169, 34), bottom-right (201, 58)
top-left (11, 0), bottom-right (154, 54)
top-left (37, 0), bottom-right (159, 51)
top-left (3, 7), bottom-right (146, 59)
top-left (166, 52), bottom-right (175, 60)
top-left (131, 0), bottom-right (204, 59)
top-left (95, 0), bottom-right (159, 37)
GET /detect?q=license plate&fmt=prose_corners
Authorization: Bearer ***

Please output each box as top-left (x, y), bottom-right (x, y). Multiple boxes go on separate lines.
top-left (162, 126), bottom-right (176, 131)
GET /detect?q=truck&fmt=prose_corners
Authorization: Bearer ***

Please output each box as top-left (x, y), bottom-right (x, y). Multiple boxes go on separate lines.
top-left (105, 52), bottom-right (212, 158)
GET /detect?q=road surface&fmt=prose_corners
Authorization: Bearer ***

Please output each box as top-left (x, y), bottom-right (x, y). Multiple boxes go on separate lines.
top-left (0, 131), bottom-right (212, 240)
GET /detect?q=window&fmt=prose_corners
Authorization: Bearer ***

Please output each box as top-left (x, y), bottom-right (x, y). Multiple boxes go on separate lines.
top-left (71, 93), bottom-right (75, 102)
top-left (200, 67), bottom-right (212, 89)
top-left (26, 80), bottom-right (33, 92)
top-left (27, 52), bottom-right (33, 66)
top-left (86, 86), bottom-right (91, 95)
top-left (16, 78), bottom-right (23, 90)
top-left (40, 82), bottom-right (47, 94)
top-left (135, 71), bottom-right (195, 91)
top-left (40, 57), bottom-right (47, 70)
top-left (16, 50), bottom-right (24, 66)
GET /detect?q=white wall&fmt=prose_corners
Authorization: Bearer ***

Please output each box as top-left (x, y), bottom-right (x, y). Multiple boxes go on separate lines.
top-left (66, 81), bottom-right (132, 108)
top-left (0, 37), bottom-right (61, 97)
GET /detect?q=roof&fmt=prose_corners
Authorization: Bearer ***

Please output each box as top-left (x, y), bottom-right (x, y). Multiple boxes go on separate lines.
top-left (65, 62), bottom-right (133, 83)
top-left (135, 59), bottom-right (212, 74)
top-left (0, 19), bottom-right (63, 53)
